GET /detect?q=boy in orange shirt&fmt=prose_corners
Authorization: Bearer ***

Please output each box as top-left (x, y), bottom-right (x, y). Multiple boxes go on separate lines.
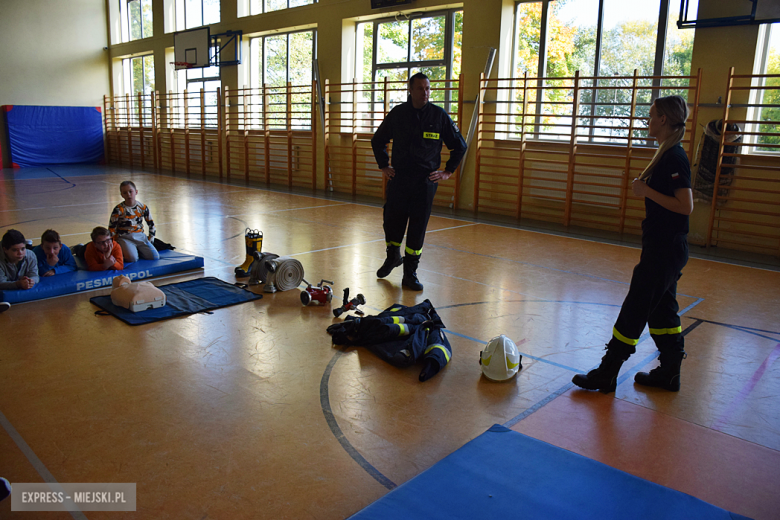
top-left (85, 227), bottom-right (124, 271)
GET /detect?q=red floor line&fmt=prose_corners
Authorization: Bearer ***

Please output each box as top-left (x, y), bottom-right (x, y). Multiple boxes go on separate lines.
top-left (712, 343), bottom-right (780, 431)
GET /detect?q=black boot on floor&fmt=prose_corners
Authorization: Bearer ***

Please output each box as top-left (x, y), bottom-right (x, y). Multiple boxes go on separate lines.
top-left (401, 254), bottom-right (423, 291)
top-left (572, 341), bottom-right (634, 393)
top-left (635, 350), bottom-right (686, 391)
top-left (376, 245), bottom-right (402, 278)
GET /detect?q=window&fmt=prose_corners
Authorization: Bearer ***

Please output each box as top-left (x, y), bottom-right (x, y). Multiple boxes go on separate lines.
top-left (175, 53), bottom-right (221, 128)
top-left (246, 0), bottom-right (315, 16)
top-left (511, 0), bottom-right (697, 143)
top-left (249, 30), bottom-right (316, 129)
top-left (176, 0), bottom-right (220, 31)
top-left (122, 55), bottom-right (155, 125)
top-left (750, 23), bottom-right (780, 152)
top-left (356, 10), bottom-right (463, 108)
top-left (120, 0), bottom-right (153, 42)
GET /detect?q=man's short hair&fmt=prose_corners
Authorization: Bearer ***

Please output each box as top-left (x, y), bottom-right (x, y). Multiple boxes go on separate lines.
top-left (91, 226), bottom-right (111, 242)
top-left (2, 229), bottom-right (25, 250)
top-left (120, 180), bottom-right (137, 190)
top-left (408, 73), bottom-right (430, 90)
top-left (41, 229), bottom-right (61, 244)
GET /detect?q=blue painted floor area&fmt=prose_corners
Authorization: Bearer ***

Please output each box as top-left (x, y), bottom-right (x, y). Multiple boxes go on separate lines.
top-left (350, 425), bottom-right (752, 520)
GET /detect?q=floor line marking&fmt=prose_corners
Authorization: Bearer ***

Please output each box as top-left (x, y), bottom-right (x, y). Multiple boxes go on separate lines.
top-left (445, 330), bottom-right (582, 373)
top-left (319, 349), bottom-right (396, 490)
top-left (0, 409), bottom-right (88, 520)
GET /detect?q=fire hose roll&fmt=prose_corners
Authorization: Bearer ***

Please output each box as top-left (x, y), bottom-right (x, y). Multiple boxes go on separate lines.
top-left (265, 256), bottom-right (305, 291)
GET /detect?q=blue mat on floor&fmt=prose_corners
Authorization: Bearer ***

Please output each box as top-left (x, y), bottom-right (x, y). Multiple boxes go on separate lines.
top-left (0, 250), bottom-right (204, 304)
top-left (350, 424), bottom-right (752, 520)
top-left (90, 277), bottom-right (262, 325)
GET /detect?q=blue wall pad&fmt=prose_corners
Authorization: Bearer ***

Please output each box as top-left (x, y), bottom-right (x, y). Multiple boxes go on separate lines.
top-left (0, 250), bottom-right (204, 304)
top-left (4, 105), bottom-right (104, 167)
top-left (90, 277), bottom-right (262, 326)
top-left (350, 424), bottom-right (752, 520)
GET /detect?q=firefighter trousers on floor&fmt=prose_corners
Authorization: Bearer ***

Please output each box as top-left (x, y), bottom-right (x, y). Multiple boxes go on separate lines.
top-left (383, 175), bottom-right (438, 255)
top-left (612, 236), bottom-right (689, 354)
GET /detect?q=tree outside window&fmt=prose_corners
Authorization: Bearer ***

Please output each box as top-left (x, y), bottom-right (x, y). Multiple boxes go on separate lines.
top-left (120, 0), bottom-right (153, 42)
top-left (756, 24), bottom-right (780, 151)
top-left (356, 10), bottom-right (463, 115)
top-left (249, 30), bottom-right (315, 130)
top-left (512, 0), bottom-right (696, 143)
top-left (123, 55), bottom-right (155, 125)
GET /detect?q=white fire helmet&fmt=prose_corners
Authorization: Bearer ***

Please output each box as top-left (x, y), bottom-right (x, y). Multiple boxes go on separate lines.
top-left (479, 335), bottom-right (522, 381)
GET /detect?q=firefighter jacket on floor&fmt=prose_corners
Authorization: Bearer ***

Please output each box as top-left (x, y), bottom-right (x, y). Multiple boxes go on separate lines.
top-left (326, 299), bottom-right (451, 382)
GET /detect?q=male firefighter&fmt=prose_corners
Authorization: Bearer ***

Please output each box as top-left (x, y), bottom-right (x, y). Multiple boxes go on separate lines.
top-left (371, 72), bottom-right (467, 291)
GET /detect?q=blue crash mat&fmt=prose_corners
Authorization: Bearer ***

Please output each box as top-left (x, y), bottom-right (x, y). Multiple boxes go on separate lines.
top-left (350, 424), bottom-right (752, 520)
top-left (90, 277), bottom-right (262, 326)
top-left (0, 250), bottom-right (204, 304)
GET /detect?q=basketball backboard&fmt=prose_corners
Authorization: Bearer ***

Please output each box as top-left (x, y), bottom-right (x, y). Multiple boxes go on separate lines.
top-left (173, 27), bottom-right (211, 69)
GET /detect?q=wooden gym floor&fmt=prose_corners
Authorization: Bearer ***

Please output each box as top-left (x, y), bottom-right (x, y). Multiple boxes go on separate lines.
top-left (1, 166), bottom-right (779, 519)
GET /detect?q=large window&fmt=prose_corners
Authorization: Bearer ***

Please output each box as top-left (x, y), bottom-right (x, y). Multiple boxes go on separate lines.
top-left (120, 0), bottom-right (153, 42)
top-left (123, 55), bottom-right (155, 125)
top-left (249, 30), bottom-right (316, 129)
top-left (750, 23), bottom-right (780, 152)
top-left (176, 0), bottom-right (220, 31)
top-left (247, 0), bottom-right (315, 15)
top-left (511, 0), bottom-right (697, 143)
top-left (355, 10), bottom-right (463, 107)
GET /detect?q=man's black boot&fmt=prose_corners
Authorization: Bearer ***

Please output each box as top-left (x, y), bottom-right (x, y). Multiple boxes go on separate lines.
top-left (401, 254), bottom-right (423, 291)
top-left (635, 350), bottom-right (686, 391)
top-left (376, 245), bottom-right (402, 278)
top-left (572, 341), bottom-right (634, 393)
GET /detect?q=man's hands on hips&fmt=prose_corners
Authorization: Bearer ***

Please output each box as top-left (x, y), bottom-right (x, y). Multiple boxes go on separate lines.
top-left (381, 166), bottom-right (395, 180)
top-left (429, 170), bottom-right (452, 183)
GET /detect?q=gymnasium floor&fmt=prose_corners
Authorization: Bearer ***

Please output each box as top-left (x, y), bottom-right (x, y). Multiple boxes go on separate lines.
top-left (1, 166), bottom-right (779, 519)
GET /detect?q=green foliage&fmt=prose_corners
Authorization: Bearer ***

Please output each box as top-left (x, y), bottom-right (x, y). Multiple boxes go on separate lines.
top-left (758, 50), bottom-right (780, 149)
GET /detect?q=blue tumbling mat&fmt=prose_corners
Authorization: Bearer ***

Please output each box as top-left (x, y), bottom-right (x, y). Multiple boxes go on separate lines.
top-left (0, 250), bottom-right (204, 304)
top-left (90, 277), bottom-right (262, 326)
top-left (350, 425), bottom-right (752, 520)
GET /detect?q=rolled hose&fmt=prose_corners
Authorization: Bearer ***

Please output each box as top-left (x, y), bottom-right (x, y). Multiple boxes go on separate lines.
top-left (265, 256), bottom-right (305, 292)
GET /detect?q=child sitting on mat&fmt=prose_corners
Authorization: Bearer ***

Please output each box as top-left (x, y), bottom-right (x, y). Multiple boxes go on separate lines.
top-left (33, 229), bottom-right (77, 277)
top-left (108, 180), bottom-right (159, 263)
top-left (85, 227), bottom-right (124, 271)
top-left (0, 229), bottom-right (39, 290)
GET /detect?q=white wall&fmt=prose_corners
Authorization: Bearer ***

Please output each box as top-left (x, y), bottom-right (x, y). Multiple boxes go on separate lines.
top-left (0, 0), bottom-right (110, 107)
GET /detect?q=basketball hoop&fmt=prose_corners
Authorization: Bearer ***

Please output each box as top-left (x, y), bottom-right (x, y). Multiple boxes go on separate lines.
top-left (171, 61), bottom-right (195, 70)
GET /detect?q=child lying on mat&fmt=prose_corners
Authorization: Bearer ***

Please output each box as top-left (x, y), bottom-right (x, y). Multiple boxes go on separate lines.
top-left (33, 229), bottom-right (77, 277)
top-left (85, 227), bottom-right (124, 271)
top-left (0, 229), bottom-right (39, 290)
top-left (109, 180), bottom-right (159, 263)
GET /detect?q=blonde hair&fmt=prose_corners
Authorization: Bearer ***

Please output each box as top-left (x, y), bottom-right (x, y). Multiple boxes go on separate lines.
top-left (638, 95), bottom-right (690, 181)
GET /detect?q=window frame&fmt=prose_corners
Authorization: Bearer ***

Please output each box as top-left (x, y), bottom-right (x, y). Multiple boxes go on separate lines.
top-left (746, 23), bottom-right (780, 155)
top-left (510, 0), bottom-right (688, 145)
top-left (248, 0), bottom-right (317, 16)
top-left (120, 0), bottom-right (153, 42)
top-left (249, 29), bottom-right (317, 89)
top-left (178, 0), bottom-right (220, 31)
top-left (358, 9), bottom-right (463, 112)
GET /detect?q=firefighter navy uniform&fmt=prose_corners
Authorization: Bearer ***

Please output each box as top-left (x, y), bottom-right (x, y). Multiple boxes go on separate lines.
top-left (371, 100), bottom-right (467, 261)
top-left (326, 299), bottom-right (451, 382)
top-left (612, 143), bottom-right (691, 355)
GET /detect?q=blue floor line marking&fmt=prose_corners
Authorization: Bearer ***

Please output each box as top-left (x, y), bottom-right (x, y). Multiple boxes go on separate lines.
top-left (0, 409), bottom-right (88, 519)
top-left (445, 330), bottom-right (582, 373)
top-left (320, 349), bottom-right (396, 490)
